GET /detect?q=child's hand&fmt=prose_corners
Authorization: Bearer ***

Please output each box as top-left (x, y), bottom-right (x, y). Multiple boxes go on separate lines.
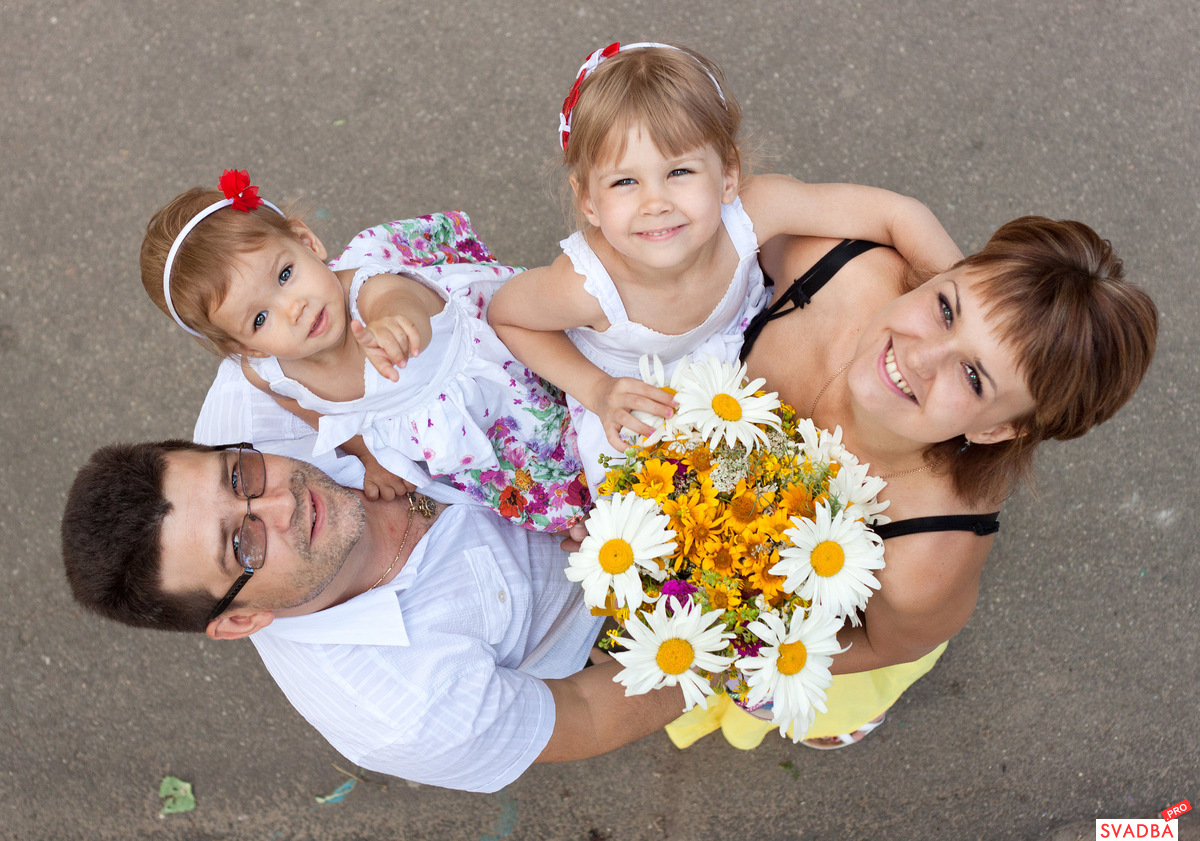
top-left (361, 457), bottom-right (416, 502)
top-left (593, 376), bottom-right (676, 452)
top-left (353, 318), bottom-right (423, 382)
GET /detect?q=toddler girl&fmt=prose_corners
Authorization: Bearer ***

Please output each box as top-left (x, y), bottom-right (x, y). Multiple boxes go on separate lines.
top-left (142, 170), bottom-right (589, 531)
top-left (488, 42), bottom-right (964, 493)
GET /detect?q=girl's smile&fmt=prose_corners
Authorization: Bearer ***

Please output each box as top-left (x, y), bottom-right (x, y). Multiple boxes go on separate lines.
top-left (577, 124), bottom-right (738, 276)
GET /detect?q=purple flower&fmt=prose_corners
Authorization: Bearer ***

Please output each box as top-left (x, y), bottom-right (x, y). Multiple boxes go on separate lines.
top-left (660, 579), bottom-right (697, 612)
top-left (735, 640), bottom-right (764, 658)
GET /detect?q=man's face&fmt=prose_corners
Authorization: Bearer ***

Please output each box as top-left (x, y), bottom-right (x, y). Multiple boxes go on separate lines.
top-left (158, 449), bottom-right (365, 615)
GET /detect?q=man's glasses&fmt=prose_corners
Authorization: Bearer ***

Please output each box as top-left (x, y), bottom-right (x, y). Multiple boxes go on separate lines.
top-left (207, 443), bottom-right (267, 622)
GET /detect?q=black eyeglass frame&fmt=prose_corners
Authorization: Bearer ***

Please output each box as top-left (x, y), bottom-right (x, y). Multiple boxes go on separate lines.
top-left (205, 443), bottom-right (267, 623)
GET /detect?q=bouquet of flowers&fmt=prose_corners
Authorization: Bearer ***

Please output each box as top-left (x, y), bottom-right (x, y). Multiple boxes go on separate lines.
top-left (566, 355), bottom-right (890, 741)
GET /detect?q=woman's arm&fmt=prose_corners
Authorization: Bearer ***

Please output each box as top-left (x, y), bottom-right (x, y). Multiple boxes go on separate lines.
top-left (740, 174), bottom-right (963, 275)
top-left (489, 258), bottom-right (675, 449)
top-left (831, 529), bottom-right (994, 674)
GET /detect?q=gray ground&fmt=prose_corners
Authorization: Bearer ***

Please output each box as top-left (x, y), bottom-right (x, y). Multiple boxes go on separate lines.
top-left (2, 1), bottom-right (1197, 839)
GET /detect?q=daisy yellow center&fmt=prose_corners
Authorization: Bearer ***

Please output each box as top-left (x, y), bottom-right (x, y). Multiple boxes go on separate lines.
top-left (656, 638), bottom-right (695, 675)
top-left (711, 393), bottom-right (743, 421)
top-left (598, 539), bottom-right (634, 575)
top-left (811, 540), bottom-right (845, 577)
top-left (776, 640), bottom-right (807, 675)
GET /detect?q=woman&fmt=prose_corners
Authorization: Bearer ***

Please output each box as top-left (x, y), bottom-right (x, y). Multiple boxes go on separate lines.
top-left (666, 216), bottom-right (1158, 749)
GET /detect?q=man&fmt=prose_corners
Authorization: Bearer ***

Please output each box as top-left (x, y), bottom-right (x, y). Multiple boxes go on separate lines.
top-left (61, 437), bottom-right (685, 793)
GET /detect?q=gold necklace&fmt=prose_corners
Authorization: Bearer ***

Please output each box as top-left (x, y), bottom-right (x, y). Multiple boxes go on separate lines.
top-left (808, 358), bottom-right (853, 417)
top-left (369, 493), bottom-right (435, 590)
top-left (809, 358), bottom-right (939, 481)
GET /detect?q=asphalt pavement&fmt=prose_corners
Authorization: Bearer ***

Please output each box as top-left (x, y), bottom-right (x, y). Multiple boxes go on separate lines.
top-left (1, 1), bottom-right (1196, 839)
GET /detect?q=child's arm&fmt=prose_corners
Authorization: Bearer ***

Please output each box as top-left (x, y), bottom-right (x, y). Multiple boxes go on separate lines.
top-left (739, 174), bottom-right (963, 274)
top-left (352, 273), bottom-right (446, 382)
top-left (489, 258), bottom-right (676, 451)
top-left (240, 360), bottom-right (414, 500)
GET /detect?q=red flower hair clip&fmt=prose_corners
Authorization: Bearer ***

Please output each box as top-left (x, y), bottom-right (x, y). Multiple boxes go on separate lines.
top-left (218, 168), bottom-right (264, 212)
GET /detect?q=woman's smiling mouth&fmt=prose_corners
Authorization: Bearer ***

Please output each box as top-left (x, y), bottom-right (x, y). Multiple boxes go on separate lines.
top-left (885, 343), bottom-right (915, 399)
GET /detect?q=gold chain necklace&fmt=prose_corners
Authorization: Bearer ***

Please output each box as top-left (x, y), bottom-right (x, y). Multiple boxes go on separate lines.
top-left (808, 358), bottom-right (939, 481)
top-left (369, 493), bottom-right (436, 590)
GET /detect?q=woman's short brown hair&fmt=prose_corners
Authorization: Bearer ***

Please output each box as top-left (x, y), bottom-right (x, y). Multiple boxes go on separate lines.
top-left (930, 216), bottom-right (1158, 503)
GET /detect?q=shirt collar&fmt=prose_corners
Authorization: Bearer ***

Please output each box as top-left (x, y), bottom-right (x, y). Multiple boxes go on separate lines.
top-left (252, 582), bottom-right (410, 646)
top-left (248, 496), bottom-right (465, 647)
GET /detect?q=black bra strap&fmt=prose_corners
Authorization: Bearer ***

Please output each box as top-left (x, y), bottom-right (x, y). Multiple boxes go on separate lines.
top-left (740, 239), bottom-right (883, 360)
top-left (872, 512), bottom-right (1000, 541)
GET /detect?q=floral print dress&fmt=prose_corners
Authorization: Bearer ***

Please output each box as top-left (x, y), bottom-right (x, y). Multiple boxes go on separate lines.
top-left (248, 213), bottom-right (590, 531)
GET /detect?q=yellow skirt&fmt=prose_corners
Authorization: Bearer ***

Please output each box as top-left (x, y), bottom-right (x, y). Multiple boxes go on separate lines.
top-left (664, 642), bottom-right (948, 749)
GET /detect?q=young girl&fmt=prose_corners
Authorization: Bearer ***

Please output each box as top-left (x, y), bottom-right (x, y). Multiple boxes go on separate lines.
top-left (488, 42), bottom-right (965, 493)
top-left (142, 170), bottom-right (589, 531)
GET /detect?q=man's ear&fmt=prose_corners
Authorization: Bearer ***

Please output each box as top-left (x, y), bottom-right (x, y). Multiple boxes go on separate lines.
top-left (290, 221), bottom-right (328, 261)
top-left (966, 422), bottom-right (1022, 446)
top-left (571, 176), bottom-right (601, 228)
top-left (206, 609), bottom-right (275, 641)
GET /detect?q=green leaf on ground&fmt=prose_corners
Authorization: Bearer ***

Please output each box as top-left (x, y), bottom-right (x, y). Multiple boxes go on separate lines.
top-left (158, 776), bottom-right (195, 815)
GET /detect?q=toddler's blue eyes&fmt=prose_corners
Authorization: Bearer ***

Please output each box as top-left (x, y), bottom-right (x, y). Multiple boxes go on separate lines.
top-left (279, 266), bottom-right (292, 285)
top-left (253, 312), bottom-right (266, 330)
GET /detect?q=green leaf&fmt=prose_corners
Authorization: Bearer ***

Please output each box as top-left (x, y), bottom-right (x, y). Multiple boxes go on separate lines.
top-left (158, 776), bottom-right (195, 815)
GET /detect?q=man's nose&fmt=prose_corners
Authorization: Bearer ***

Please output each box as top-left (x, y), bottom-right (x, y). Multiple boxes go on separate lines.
top-left (248, 480), bottom-right (297, 534)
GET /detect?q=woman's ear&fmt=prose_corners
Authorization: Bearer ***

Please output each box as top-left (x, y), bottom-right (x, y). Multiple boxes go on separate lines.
top-left (966, 423), bottom-right (1022, 446)
top-left (206, 608), bottom-right (275, 641)
top-left (290, 221), bottom-right (328, 261)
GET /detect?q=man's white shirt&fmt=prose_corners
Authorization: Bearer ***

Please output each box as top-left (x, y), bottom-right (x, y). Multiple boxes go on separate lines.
top-left (194, 360), bottom-right (601, 791)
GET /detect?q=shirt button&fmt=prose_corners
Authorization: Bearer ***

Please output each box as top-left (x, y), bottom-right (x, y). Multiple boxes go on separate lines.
top-left (497, 590), bottom-right (508, 603)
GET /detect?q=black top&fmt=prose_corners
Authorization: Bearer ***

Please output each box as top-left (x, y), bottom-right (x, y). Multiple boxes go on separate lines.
top-left (874, 512), bottom-right (999, 540)
top-left (740, 238), bottom-right (883, 361)
top-left (741, 238), bottom-right (1001, 539)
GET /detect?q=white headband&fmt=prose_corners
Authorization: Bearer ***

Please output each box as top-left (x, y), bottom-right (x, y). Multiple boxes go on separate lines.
top-left (558, 42), bottom-right (727, 151)
top-left (161, 169), bottom-right (284, 337)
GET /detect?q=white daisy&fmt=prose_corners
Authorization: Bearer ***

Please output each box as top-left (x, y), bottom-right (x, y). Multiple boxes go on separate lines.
top-left (736, 607), bottom-right (846, 741)
top-left (771, 501), bottom-right (885, 625)
top-left (672, 355), bottom-right (781, 452)
top-left (794, 419), bottom-right (854, 468)
top-left (621, 354), bottom-right (691, 446)
top-left (828, 459), bottom-right (891, 526)
top-left (565, 493), bottom-right (675, 610)
top-left (611, 596), bottom-right (734, 710)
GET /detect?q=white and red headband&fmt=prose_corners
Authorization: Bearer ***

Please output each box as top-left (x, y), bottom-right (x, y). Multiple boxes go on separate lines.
top-left (558, 42), bottom-right (726, 152)
top-left (161, 168), bottom-right (284, 337)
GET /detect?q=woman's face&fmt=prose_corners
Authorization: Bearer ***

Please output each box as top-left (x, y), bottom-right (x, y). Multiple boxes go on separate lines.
top-left (848, 265), bottom-right (1036, 445)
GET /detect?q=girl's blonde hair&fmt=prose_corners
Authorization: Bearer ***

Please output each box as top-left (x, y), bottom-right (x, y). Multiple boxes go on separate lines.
top-left (140, 187), bottom-right (303, 357)
top-left (563, 45), bottom-right (742, 217)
